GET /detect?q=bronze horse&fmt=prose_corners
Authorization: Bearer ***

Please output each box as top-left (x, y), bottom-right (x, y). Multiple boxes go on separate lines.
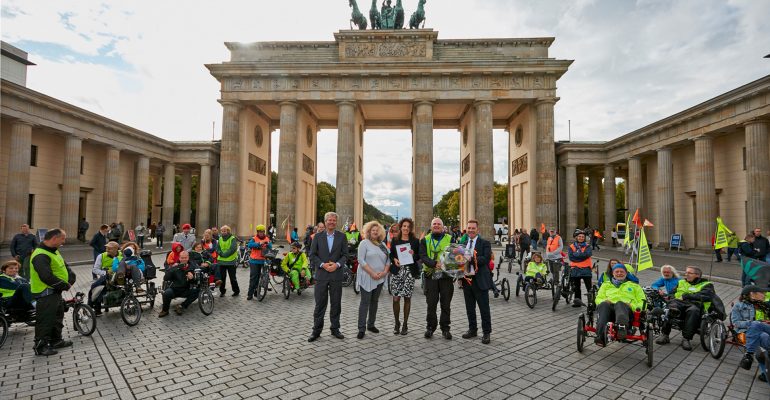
top-left (409, 0), bottom-right (426, 29)
top-left (349, 0), bottom-right (368, 30)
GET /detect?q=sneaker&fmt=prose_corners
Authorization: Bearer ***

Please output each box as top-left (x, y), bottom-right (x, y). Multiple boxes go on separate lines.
top-left (232, 292), bottom-right (240, 297)
top-left (759, 373), bottom-right (768, 383)
top-left (681, 339), bottom-right (693, 351)
top-left (174, 305), bottom-right (183, 315)
top-left (51, 339), bottom-right (73, 349)
top-left (367, 326), bottom-right (380, 333)
top-left (442, 330), bottom-right (452, 340)
top-left (247, 295), bottom-right (253, 300)
top-left (158, 311), bottom-right (169, 318)
top-left (33, 342), bottom-right (57, 356)
top-left (656, 334), bottom-right (670, 345)
top-left (594, 337), bottom-right (605, 347)
top-left (424, 329), bottom-right (434, 339)
top-left (740, 353), bottom-right (754, 370)
top-left (462, 330), bottom-right (478, 339)
top-left (357, 331), bottom-right (365, 339)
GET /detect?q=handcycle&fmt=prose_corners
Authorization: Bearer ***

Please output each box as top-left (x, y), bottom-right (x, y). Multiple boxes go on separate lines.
top-left (576, 286), bottom-right (655, 367)
top-left (100, 253), bottom-right (159, 326)
top-left (514, 266), bottom-right (553, 309)
top-left (500, 243), bottom-right (517, 273)
top-left (256, 246), bottom-right (285, 301)
top-left (342, 250), bottom-right (360, 294)
top-left (645, 288), bottom-right (727, 358)
top-left (236, 239), bottom-right (250, 269)
top-left (0, 291), bottom-right (96, 348)
top-left (551, 260), bottom-right (574, 311)
top-left (491, 256), bottom-right (511, 301)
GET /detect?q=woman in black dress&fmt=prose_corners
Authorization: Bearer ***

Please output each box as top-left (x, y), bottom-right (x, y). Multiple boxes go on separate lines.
top-left (389, 218), bottom-right (421, 335)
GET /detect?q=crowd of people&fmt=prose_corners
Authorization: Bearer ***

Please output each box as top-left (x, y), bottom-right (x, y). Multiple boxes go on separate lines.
top-left (3, 216), bottom-right (770, 387)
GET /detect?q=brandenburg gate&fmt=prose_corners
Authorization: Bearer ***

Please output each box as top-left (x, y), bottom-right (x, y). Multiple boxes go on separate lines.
top-left (206, 29), bottom-right (571, 237)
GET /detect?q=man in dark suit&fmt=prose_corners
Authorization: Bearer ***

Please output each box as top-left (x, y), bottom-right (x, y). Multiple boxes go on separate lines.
top-left (461, 219), bottom-right (493, 344)
top-left (308, 212), bottom-right (349, 342)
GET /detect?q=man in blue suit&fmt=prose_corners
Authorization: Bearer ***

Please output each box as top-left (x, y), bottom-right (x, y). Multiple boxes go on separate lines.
top-left (461, 219), bottom-right (493, 344)
top-left (308, 212), bottom-right (349, 342)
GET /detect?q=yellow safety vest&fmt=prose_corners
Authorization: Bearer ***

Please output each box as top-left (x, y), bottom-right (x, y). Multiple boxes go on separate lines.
top-left (217, 236), bottom-right (238, 262)
top-left (0, 274), bottom-right (18, 299)
top-left (30, 247), bottom-right (68, 294)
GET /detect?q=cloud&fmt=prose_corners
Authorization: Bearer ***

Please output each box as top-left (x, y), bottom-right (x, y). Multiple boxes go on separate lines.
top-left (4, 0), bottom-right (769, 217)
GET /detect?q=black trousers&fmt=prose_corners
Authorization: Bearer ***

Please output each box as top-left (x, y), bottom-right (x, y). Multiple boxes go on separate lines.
top-left (596, 301), bottom-right (631, 340)
top-left (463, 284), bottom-right (491, 334)
top-left (425, 277), bottom-right (453, 332)
top-left (519, 245), bottom-right (530, 264)
top-left (35, 293), bottom-right (65, 344)
top-left (313, 280), bottom-right (342, 334)
top-left (662, 300), bottom-right (702, 340)
top-left (571, 276), bottom-right (592, 302)
top-left (162, 287), bottom-right (200, 312)
top-left (156, 234), bottom-right (164, 247)
top-left (219, 264), bottom-right (240, 294)
top-left (247, 263), bottom-right (264, 297)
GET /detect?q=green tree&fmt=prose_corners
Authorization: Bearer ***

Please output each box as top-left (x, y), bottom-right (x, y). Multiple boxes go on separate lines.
top-left (316, 182), bottom-right (336, 223)
top-left (433, 189), bottom-right (460, 227)
top-left (270, 171), bottom-right (278, 221)
top-left (615, 180), bottom-right (626, 223)
top-left (493, 183), bottom-right (508, 223)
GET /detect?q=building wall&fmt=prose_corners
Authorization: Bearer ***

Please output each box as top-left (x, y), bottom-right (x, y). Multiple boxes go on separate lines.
top-left (354, 108), bottom-right (364, 227)
top-left (714, 131), bottom-right (747, 236)
top-left (237, 108), bottom-right (271, 236)
top-left (672, 145), bottom-right (696, 249)
top-left (1, 54), bottom-right (27, 86)
top-left (507, 105), bottom-right (536, 231)
top-left (28, 132), bottom-right (65, 230)
top-left (0, 119), bottom-right (10, 240)
top-left (643, 156), bottom-right (658, 245)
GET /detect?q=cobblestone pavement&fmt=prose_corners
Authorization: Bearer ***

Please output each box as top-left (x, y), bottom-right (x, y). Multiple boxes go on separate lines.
top-left (1, 253), bottom-right (768, 400)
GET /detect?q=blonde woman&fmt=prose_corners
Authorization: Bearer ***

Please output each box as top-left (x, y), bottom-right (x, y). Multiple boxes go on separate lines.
top-left (356, 220), bottom-right (390, 339)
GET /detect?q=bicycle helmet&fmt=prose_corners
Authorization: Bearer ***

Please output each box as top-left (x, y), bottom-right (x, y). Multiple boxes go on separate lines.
top-left (573, 229), bottom-right (584, 238)
top-left (291, 241), bottom-right (302, 249)
top-left (256, 224), bottom-right (266, 232)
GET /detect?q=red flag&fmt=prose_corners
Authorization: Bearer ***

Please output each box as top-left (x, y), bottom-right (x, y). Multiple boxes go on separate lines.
top-left (632, 209), bottom-right (642, 227)
top-left (540, 223), bottom-right (546, 233)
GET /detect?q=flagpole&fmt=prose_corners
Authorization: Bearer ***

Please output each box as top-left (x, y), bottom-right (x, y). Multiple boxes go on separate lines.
top-left (707, 220), bottom-right (718, 280)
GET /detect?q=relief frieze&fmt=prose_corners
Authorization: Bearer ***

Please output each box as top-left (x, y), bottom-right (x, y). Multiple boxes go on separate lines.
top-left (344, 42), bottom-right (426, 58)
top-left (225, 74), bottom-right (554, 92)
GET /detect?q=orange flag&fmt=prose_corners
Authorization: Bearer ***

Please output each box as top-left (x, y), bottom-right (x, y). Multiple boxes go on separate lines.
top-left (632, 209), bottom-right (642, 227)
top-left (285, 219), bottom-right (292, 243)
top-left (540, 223), bottom-right (546, 233)
top-left (643, 219), bottom-right (654, 227)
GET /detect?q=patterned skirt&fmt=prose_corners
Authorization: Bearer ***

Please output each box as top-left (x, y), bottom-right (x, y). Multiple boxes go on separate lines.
top-left (391, 264), bottom-right (415, 298)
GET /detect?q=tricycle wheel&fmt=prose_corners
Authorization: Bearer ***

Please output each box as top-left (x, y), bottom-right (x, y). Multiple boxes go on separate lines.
top-left (73, 304), bottom-right (97, 336)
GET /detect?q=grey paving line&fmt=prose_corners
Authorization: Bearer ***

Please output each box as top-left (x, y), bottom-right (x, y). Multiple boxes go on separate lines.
top-left (92, 325), bottom-right (136, 400)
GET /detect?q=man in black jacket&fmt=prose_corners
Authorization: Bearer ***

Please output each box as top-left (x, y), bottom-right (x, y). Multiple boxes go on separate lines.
top-left (10, 224), bottom-right (39, 279)
top-left (530, 228), bottom-right (540, 251)
top-left (159, 251), bottom-right (200, 317)
top-left (656, 266), bottom-right (716, 350)
top-left (460, 220), bottom-right (493, 344)
top-left (753, 228), bottom-right (770, 263)
top-left (89, 225), bottom-right (110, 261)
top-left (29, 229), bottom-right (76, 356)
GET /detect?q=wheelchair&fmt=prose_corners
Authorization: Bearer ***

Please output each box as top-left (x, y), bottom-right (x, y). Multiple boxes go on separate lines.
top-left (0, 291), bottom-right (96, 348)
top-left (645, 289), bottom-right (727, 359)
top-left (576, 286), bottom-right (655, 367)
top-left (514, 268), bottom-right (553, 309)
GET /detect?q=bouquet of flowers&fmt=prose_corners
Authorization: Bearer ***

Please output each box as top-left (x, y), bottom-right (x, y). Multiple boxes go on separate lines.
top-left (434, 244), bottom-right (473, 279)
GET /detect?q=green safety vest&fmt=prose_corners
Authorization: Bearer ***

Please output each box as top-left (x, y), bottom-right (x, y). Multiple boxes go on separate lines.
top-left (675, 279), bottom-right (713, 311)
top-left (217, 236), bottom-right (237, 262)
top-left (345, 231), bottom-right (360, 244)
top-left (29, 247), bottom-right (69, 294)
top-left (0, 274), bottom-right (17, 299)
top-left (758, 293), bottom-right (770, 321)
top-left (101, 252), bottom-right (122, 271)
top-left (424, 234), bottom-right (452, 273)
top-left (525, 262), bottom-right (548, 278)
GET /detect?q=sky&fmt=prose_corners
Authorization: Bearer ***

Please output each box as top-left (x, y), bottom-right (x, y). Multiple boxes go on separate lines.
top-left (2, 0), bottom-right (769, 220)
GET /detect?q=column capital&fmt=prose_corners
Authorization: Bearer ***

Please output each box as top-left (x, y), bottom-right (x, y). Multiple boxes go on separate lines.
top-left (414, 99), bottom-right (435, 107)
top-left (218, 99), bottom-right (243, 109)
top-left (335, 100), bottom-right (356, 108)
top-left (534, 97), bottom-right (558, 106)
top-left (280, 100), bottom-right (299, 108)
top-left (473, 99), bottom-right (495, 107)
top-left (691, 134), bottom-right (713, 142)
top-left (628, 155), bottom-right (640, 160)
top-left (656, 146), bottom-right (673, 153)
top-left (11, 119), bottom-right (35, 128)
top-left (741, 118), bottom-right (770, 128)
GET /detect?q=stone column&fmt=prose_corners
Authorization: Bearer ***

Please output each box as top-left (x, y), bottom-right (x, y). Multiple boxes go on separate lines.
top-left (474, 100), bottom-right (495, 237)
top-left (102, 147), bottom-right (120, 225)
top-left (134, 156), bottom-right (150, 227)
top-left (535, 99), bottom-right (558, 229)
top-left (335, 101), bottom-right (356, 226)
top-left (576, 172), bottom-right (585, 227)
top-left (5, 121), bottom-right (33, 241)
top-left (603, 165), bottom-right (616, 240)
top-left (588, 170), bottom-right (601, 228)
top-left (565, 165), bottom-right (578, 233)
top-left (179, 168), bottom-right (192, 225)
top-left (694, 136), bottom-right (716, 249)
top-left (413, 101), bottom-right (434, 233)
top-left (151, 174), bottom-right (162, 225)
top-left (197, 164), bottom-right (211, 235)
top-left (627, 156), bottom-right (643, 215)
top-left (217, 100), bottom-right (242, 232)
top-left (276, 101), bottom-right (298, 235)
top-left (656, 148), bottom-right (674, 247)
top-left (744, 120), bottom-right (770, 232)
top-left (58, 136), bottom-right (82, 240)
top-left (162, 163), bottom-right (175, 231)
